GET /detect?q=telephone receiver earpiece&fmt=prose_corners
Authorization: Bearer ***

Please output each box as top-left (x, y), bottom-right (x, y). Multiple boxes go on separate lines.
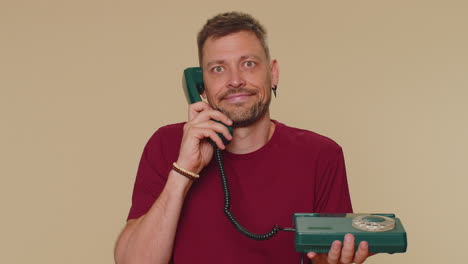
top-left (183, 67), bottom-right (233, 146)
top-left (183, 67), bottom-right (205, 104)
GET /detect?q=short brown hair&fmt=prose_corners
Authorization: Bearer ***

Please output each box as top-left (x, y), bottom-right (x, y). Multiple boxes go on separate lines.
top-left (197, 11), bottom-right (270, 66)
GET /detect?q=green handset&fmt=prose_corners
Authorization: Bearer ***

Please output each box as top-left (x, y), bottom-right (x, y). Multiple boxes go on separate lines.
top-left (182, 67), bottom-right (205, 104)
top-left (183, 67), bottom-right (233, 145)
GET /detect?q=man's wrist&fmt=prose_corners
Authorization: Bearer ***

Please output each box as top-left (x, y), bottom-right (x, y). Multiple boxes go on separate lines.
top-left (175, 158), bottom-right (201, 174)
top-left (166, 171), bottom-right (193, 197)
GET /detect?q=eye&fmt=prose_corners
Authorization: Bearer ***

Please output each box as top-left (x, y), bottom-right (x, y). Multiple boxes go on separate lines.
top-left (244, 61), bottom-right (256, 68)
top-left (212, 66), bottom-right (225, 73)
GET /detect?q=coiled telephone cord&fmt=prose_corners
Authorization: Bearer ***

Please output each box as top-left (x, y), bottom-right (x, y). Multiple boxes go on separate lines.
top-left (214, 147), bottom-right (286, 240)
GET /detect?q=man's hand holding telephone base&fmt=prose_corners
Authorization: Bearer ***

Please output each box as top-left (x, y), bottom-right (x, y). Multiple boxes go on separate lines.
top-left (306, 234), bottom-right (370, 264)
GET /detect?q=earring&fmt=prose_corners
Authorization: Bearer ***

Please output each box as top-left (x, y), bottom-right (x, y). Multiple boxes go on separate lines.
top-left (272, 85), bottom-right (278, 97)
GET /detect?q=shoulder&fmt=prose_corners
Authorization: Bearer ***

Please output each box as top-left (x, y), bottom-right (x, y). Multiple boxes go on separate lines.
top-left (144, 122), bottom-right (185, 152)
top-left (273, 120), bottom-right (343, 156)
top-left (148, 122), bottom-right (185, 141)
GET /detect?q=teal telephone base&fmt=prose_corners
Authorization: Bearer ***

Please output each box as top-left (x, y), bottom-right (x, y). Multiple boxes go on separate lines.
top-left (294, 213), bottom-right (407, 254)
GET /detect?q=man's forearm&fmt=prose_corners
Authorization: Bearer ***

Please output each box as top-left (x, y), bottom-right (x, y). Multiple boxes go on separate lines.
top-left (114, 172), bottom-right (192, 264)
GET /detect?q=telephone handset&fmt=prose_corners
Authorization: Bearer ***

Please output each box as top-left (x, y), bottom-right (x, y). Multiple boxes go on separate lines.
top-left (183, 67), bottom-right (233, 146)
top-left (183, 67), bottom-right (281, 240)
top-left (182, 67), bottom-right (204, 105)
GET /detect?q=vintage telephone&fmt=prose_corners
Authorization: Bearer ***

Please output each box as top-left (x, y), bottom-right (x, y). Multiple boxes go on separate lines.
top-left (182, 67), bottom-right (407, 257)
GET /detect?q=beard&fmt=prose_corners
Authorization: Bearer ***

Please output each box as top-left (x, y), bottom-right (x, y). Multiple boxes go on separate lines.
top-left (214, 88), bottom-right (271, 128)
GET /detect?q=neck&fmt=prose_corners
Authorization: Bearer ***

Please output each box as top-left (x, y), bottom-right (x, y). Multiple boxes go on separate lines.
top-left (226, 113), bottom-right (275, 154)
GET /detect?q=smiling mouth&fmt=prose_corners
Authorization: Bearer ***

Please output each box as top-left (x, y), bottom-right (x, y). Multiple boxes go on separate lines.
top-left (223, 93), bottom-right (254, 103)
top-left (224, 92), bottom-right (252, 99)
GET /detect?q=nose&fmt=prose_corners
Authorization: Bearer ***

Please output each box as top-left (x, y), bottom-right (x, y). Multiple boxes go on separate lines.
top-left (226, 67), bottom-right (246, 89)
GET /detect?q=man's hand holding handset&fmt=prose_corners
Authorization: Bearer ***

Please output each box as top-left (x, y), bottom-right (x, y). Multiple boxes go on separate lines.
top-left (176, 101), bottom-right (232, 175)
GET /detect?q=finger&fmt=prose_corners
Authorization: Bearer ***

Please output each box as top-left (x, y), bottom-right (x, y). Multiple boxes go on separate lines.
top-left (340, 234), bottom-right (355, 264)
top-left (327, 240), bottom-right (342, 264)
top-left (188, 101), bottom-right (212, 120)
top-left (188, 102), bottom-right (233, 127)
top-left (192, 127), bottom-right (227, 150)
top-left (183, 119), bottom-right (231, 149)
top-left (195, 120), bottom-right (233, 141)
top-left (306, 252), bottom-right (317, 259)
top-left (190, 109), bottom-right (233, 128)
top-left (307, 252), bottom-right (328, 263)
top-left (353, 241), bottom-right (369, 264)
top-left (185, 120), bottom-right (232, 143)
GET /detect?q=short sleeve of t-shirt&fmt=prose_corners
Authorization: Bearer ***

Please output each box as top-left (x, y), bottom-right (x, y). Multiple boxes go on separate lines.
top-left (127, 123), bottom-right (184, 220)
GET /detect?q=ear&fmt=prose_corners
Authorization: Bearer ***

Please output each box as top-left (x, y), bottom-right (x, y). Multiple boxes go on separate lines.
top-left (270, 59), bottom-right (279, 87)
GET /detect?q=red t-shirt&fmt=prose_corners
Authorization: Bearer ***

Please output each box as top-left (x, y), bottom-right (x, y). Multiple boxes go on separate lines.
top-left (128, 120), bottom-right (352, 263)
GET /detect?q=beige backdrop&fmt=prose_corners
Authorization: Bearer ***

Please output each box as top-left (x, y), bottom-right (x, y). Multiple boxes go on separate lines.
top-left (1, 0), bottom-right (467, 263)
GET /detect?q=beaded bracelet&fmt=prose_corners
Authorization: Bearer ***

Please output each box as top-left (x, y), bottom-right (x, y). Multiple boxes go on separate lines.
top-left (172, 162), bottom-right (199, 181)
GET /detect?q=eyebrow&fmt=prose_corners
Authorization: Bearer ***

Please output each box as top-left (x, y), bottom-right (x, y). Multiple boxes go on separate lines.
top-left (205, 55), bottom-right (263, 68)
top-left (205, 60), bottom-right (226, 69)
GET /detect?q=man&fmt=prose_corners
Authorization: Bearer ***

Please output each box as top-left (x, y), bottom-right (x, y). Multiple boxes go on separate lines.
top-left (115, 12), bottom-right (370, 264)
